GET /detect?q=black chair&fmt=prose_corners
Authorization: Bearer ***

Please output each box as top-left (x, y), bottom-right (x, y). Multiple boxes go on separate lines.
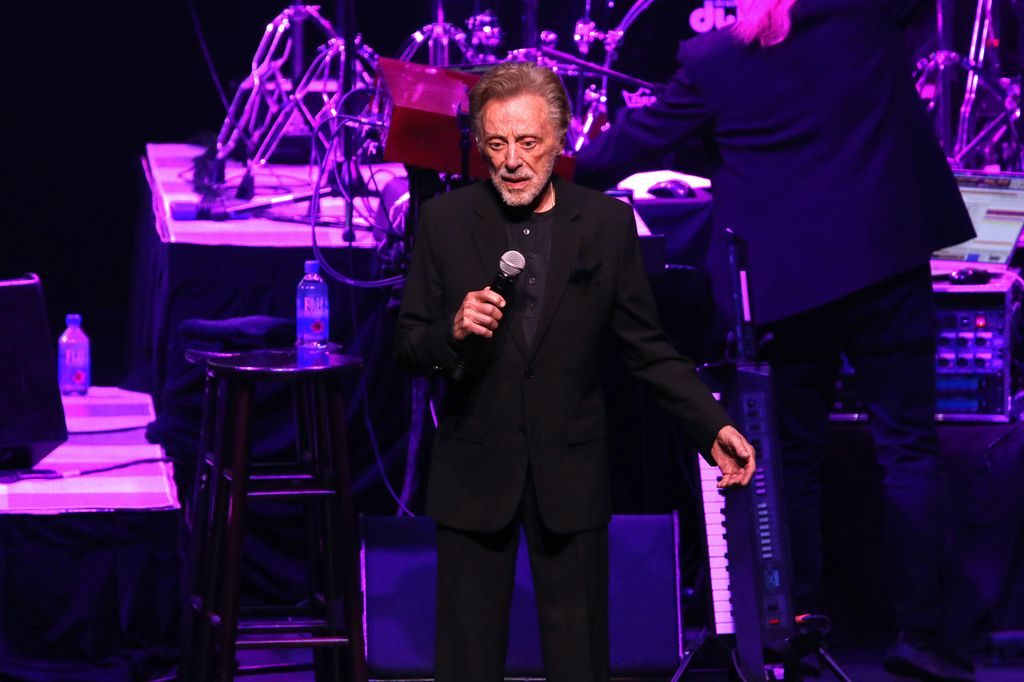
top-left (180, 345), bottom-right (366, 682)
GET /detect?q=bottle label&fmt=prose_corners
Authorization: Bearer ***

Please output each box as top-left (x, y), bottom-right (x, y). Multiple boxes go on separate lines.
top-left (59, 345), bottom-right (90, 393)
top-left (297, 295), bottom-right (329, 344)
top-left (63, 347), bottom-right (87, 366)
top-left (301, 297), bottom-right (328, 315)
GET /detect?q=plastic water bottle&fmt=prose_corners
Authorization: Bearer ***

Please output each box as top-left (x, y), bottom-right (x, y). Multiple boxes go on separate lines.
top-left (296, 260), bottom-right (329, 348)
top-left (58, 313), bottom-right (90, 395)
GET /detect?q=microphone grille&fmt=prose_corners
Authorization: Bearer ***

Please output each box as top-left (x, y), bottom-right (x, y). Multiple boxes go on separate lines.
top-left (499, 250), bottom-right (526, 277)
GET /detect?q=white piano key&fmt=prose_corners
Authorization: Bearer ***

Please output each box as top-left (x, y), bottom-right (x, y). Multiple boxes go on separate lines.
top-left (710, 567), bottom-right (731, 582)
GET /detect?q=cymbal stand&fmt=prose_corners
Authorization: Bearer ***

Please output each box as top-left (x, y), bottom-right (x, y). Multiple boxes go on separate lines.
top-left (210, 5), bottom-right (337, 184)
top-left (243, 36), bottom-right (380, 184)
top-left (550, 0), bottom-right (658, 154)
top-left (955, 0), bottom-right (1022, 169)
top-left (915, 0), bottom-right (1021, 170)
top-left (956, 0), bottom-right (996, 153)
top-left (398, 0), bottom-right (472, 66)
top-left (915, 51), bottom-right (1021, 170)
top-left (568, 0), bottom-right (603, 151)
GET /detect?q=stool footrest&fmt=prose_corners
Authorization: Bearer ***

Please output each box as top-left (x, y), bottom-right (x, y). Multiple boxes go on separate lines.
top-left (247, 488), bottom-right (336, 498)
top-left (236, 662), bottom-right (315, 676)
top-left (249, 472), bottom-right (316, 483)
top-left (237, 619), bottom-right (332, 634)
top-left (236, 635), bottom-right (350, 649)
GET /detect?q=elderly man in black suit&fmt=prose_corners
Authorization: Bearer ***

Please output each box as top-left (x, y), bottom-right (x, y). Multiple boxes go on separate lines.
top-left (576, 0), bottom-right (976, 679)
top-left (395, 61), bottom-right (756, 681)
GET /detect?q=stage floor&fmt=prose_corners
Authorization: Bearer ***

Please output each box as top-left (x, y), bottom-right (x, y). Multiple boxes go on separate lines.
top-left (229, 640), bottom-right (1024, 681)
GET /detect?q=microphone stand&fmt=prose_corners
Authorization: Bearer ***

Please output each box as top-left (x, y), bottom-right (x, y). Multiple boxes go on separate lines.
top-left (935, 0), bottom-right (955, 155)
top-left (523, 0), bottom-right (539, 49)
top-left (457, 107), bottom-right (473, 181)
top-left (338, 0), bottom-right (357, 243)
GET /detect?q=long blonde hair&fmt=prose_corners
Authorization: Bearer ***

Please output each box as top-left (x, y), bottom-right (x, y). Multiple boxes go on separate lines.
top-left (732, 0), bottom-right (799, 47)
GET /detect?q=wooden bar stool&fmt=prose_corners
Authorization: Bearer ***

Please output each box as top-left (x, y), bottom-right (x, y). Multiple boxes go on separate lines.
top-left (180, 346), bottom-right (366, 682)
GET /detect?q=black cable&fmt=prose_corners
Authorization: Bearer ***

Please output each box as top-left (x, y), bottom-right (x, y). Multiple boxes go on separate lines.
top-left (0, 458), bottom-right (172, 485)
top-left (365, 162), bottom-right (399, 235)
top-left (345, 245), bottom-right (415, 517)
top-left (309, 125), bottom-right (405, 288)
top-left (730, 647), bottom-right (753, 682)
top-left (294, 118), bottom-right (413, 514)
top-left (185, 0), bottom-right (231, 112)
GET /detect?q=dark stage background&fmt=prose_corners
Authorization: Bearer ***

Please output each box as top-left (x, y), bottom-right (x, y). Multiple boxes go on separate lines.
top-left (5, 0), bottom-right (997, 384)
top-left (3, 2), bottom-right (1022, 677)
top-left (6, 0), bottom-right (1008, 384)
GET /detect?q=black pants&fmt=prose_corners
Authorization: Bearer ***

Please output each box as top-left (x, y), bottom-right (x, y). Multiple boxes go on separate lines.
top-left (763, 266), bottom-right (944, 633)
top-left (434, 468), bottom-right (610, 681)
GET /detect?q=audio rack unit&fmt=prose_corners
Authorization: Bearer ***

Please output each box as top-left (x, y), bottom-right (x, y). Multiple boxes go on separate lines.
top-left (832, 268), bottom-right (1023, 422)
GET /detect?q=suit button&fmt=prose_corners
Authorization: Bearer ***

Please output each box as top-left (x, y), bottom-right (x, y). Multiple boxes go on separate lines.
top-left (518, 425), bottom-right (528, 435)
top-left (524, 367), bottom-right (535, 378)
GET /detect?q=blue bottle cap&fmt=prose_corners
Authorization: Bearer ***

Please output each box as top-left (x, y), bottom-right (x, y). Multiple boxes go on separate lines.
top-left (304, 260), bottom-right (320, 275)
top-left (66, 313), bottom-right (82, 326)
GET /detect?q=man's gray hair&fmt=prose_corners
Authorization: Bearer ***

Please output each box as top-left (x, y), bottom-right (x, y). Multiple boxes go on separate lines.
top-left (469, 62), bottom-right (571, 147)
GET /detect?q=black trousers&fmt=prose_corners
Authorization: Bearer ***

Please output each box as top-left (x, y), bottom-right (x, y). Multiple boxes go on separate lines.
top-left (762, 265), bottom-right (945, 633)
top-left (434, 468), bottom-right (610, 681)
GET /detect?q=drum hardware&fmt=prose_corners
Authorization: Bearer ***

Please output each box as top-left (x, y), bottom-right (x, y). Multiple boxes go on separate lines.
top-left (398, 0), bottom-right (508, 66)
top-left (915, 51), bottom-right (1021, 171)
top-left (917, 0), bottom-right (1022, 170)
top-left (238, 35), bottom-right (380, 200)
top-left (465, 10), bottom-right (503, 62)
top-left (204, 5), bottom-right (338, 193)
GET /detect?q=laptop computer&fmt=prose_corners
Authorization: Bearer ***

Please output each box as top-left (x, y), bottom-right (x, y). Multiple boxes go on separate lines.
top-left (0, 273), bottom-right (67, 469)
top-left (932, 169), bottom-right (1024, 270)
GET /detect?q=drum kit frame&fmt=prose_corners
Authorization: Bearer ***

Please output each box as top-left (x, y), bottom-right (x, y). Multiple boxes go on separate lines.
top-left (196, 0), bottom-right (662, 202)
top-left (195, 0), bottom-right (1022, 255)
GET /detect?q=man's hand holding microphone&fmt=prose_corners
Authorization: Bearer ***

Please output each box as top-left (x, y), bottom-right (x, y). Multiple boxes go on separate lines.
top-left (450, 251), bottom-right (525, 379)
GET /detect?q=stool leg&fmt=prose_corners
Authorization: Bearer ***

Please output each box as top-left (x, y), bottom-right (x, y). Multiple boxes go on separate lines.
top-left (181, 369), bottom-right (220, 681)
top-left (194, 374), bottom-right (241, 682)
top-left (322, 376), bottom-right (368, 682)
top-left (309, 378), bottom-right (343, 682)
top-left (294, 379), bottom-right (339, 682)
top-left (293, 378), bottom-right (326, 621)
top-left (215, 379), bottom-right (255, 682)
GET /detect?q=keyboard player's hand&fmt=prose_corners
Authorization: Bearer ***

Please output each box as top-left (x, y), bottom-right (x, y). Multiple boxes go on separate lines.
top-left (710, 425), bottom-right (756, 488)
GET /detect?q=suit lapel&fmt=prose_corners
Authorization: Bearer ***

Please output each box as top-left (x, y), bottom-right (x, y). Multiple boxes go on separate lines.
top-left (529, 178), bottom-right (583, 361)
top-left (469, 184), bottom-right (530, 360)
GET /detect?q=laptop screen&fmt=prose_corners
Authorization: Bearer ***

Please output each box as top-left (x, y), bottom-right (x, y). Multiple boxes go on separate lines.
top-left (932, 170), bottom-right (1024, 264)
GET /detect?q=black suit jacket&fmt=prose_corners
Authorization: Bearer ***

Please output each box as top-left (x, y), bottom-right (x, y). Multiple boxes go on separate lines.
top-left (396, 178), bottom-right (732, 533)
top-left (576, 0), bottom-right (975, 324)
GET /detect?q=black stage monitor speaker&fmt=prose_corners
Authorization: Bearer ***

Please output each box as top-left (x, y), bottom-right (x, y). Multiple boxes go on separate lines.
top-left (362, 513), bottom-right (683, 678)
top-left (0, 273), bottom-right (67, 469)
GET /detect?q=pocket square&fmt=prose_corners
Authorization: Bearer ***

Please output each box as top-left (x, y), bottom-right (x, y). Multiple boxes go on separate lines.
top-left (569, 261), bottom-right (602, 285)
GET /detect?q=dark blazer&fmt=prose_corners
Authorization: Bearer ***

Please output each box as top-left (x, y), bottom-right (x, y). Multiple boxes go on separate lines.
top-left (396, 178), bottom-right (732, 533)
top-left (575, 0), bottom-right (975, 324)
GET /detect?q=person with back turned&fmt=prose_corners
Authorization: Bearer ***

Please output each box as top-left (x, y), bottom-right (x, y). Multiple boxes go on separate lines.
top-left (575, 0), bottom-right (977, 679)
top-left (395, 61), bottom-right (757, 680)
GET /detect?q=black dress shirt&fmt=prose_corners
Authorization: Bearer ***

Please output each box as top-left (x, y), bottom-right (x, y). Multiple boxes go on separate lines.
top-left (506, 207), bottom-right (555, 348)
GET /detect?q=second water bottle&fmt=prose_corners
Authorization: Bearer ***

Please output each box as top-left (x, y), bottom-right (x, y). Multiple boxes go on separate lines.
top-left (296, 260), bottom-right (329, 348)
